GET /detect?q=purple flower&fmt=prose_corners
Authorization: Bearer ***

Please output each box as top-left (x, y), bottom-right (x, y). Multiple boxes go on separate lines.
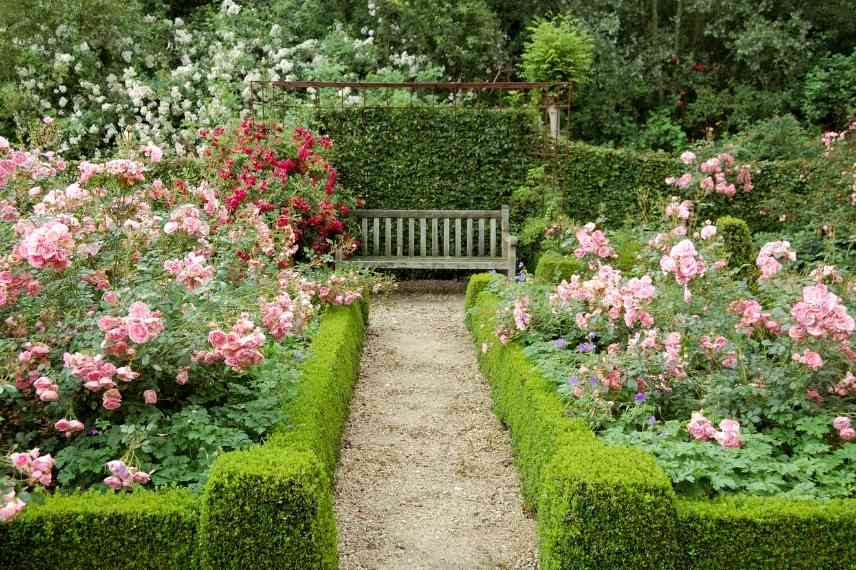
top-left (647, 415), bottom-right (657, 425)
top-left (567, 374), bottom-right (579, 385)
top-left (589, 376), bottom-right (599, 386)
top-left (554, 337), bottom-right (567, 350)
top-left (577, 341), bottom-right (595, 353)
top-left (634, 392), bottom-right (646, 403)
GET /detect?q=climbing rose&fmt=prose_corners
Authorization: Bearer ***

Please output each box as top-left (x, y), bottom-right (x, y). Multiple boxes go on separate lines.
top-left (792, 349), bottom-right (824, 370)
top-left (163, 204), bottom-right (209, 237)
top-left (143, 389), bottom-right (158, 405)
top-left (125, 302), bottom-right (165, 344)
top-left (699, 221), bottom-right (717, 240)
top-left (197, 315), bottom-right (266, 372)
top-left (104, 460), bottom-right (151, 490)
top-left (164, 252), bottom-right (215, 292)
top-left (33, 376), bottom-right (59, 401)
top-left (680, 151), bottom-right (697, 165)
top-left (574, 223), bottom-right (614, 259)
top-left (789, 284), bottom-right (855, 342)
top-left (102, 388), bottom-right (122, 410)
top-left (833, 417), bottom-right (855, 441)
top-left (142, 144), bottom-right (163, 163)
top-left (54, 418), bottom-right (85, 438)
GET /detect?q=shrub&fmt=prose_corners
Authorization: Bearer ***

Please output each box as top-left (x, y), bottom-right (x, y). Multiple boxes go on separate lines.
top-left (520, 16), bottom-right (594, 86)
top-left (534, 251), bottom-right (586, 283)
top-left (715, 216), bottom-right (754, 273)
top-left (803, 50), bottom-right (856, 127)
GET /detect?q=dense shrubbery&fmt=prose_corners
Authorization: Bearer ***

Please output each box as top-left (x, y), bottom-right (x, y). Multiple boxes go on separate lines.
top-left (488, 143), bottom-right (856, 500)
top-left (0, 121), bottom-right (388, 523)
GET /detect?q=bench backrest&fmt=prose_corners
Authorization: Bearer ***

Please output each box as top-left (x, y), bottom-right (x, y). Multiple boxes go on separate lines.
top-left (351, 206), bottom-right (510, 259)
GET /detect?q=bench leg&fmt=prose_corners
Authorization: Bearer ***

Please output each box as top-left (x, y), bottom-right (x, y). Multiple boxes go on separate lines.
top-left (507, 238), bottom-right (517, 280)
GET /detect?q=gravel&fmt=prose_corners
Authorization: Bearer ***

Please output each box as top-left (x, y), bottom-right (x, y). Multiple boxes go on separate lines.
top-left (334, 292), bottom-right (538, 570)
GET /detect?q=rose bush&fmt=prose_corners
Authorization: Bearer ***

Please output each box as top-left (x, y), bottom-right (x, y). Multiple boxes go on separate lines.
top-left (488, 150), bottom-right (856, 499)
top-left (0, 122), bottom-right (390, 522)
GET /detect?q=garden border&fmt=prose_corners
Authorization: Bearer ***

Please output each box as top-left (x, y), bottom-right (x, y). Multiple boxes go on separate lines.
top-left (465, 273), bottom-right (856, 569)
top-left (0, 300), bottom-right (369, 570)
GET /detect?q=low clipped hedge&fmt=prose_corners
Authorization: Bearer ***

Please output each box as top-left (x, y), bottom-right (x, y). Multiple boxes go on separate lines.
top-left (0, 301), bottom-right (369, 570)
top-left (200, 300), bottom-right (368, 569)
top-left (465, 274), bottom-right (856, 569)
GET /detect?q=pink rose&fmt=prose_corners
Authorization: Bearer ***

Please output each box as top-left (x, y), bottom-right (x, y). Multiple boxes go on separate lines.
top-left (143, 389), bottom-right (158, 405)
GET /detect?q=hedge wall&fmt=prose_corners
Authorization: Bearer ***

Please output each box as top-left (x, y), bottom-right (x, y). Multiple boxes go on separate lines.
top-left (314, 107), bottom-right (540, 210)
top-left (465, 274), bottom-right (856, 569)
top-left (0, 301), bottom-right (369, 570)
top-left (547, 142), bottom-right (818, 233)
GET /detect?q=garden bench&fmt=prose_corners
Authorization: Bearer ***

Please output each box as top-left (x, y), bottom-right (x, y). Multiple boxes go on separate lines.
top-left (337, 206), bottom-right (517, 277)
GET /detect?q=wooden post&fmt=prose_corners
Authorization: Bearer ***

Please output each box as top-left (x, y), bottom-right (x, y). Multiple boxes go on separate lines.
top-left (507, 236), bottom-right (518, 279)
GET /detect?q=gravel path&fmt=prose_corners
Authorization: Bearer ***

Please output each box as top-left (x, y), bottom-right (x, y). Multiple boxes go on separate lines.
top-left (334, 293), bottom-right (537, 570)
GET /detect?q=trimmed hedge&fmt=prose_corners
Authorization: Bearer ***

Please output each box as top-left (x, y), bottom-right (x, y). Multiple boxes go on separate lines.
top-left (465, 275), bottom-right (856, 569)
top-left (0, 489), bottom-right (199, 569)
top-left (314, 107), bottom-right (540, 210)
top-left (550, 141), bottom-right (817, 233)
top-left (534, 251), bottom-right (586, 282)
top-left (200, 300), bottom-right (368, 569)
top-left (0, 301), bottom-right (369, 570)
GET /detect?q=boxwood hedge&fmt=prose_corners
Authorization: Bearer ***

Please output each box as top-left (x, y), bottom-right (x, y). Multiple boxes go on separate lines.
top-left (465, 274), bottom-right (856, 569)
top-left (0, 301), bottom-right (369, 570)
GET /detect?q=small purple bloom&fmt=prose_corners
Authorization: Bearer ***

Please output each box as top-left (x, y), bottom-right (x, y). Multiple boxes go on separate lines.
top-left (577, 341), bottom-right (595, 353)
top-left (567, 375), bottom-right (579, 386)
top-left (634, 392), bottom-right (646, 403)
top-left (647, 415), bottom-right (657, 425)
top-left (589, 376), bottom-right (599, 386)
top-left (554, 337), bottom-right (567, 350)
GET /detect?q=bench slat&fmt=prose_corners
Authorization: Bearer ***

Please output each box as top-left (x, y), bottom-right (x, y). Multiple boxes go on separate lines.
top-left (397, 218), bottom-right (403, 256)
top-left (444, 218), bottom-right (450, 257)
top-left (420, 218), bottom-right (427, 257)
top-left (385, 218), bottom-right (392, 257)
top-left (490, 218), bottom-right (497, 257)
top-left (478, 218), bottom-right (485, 257)
top-left (432, 218), bottom-right (439, 256)
top-left (455, 219), bottom-right (462, 256)
top-left (344, 257), bottom-right (509, 270)
top-left (466, 219), bottom-right (473, 257)
top-left (361, 218), bottom-right (368, 256)
top-left (409, 218), bottom-right (415, 256)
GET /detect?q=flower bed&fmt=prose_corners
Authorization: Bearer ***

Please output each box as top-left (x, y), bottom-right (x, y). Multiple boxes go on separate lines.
top-left (0, 121), bottom-right (388, 521)
top-left (0, 299), bottom-right (368, 569)
top-left (466, 275), bottom-right (856, 569)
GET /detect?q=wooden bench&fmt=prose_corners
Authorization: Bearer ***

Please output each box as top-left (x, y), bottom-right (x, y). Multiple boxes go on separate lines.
top-left (336, 206), bottom-right (517, 277)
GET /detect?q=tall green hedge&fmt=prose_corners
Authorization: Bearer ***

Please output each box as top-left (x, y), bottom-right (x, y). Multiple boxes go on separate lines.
top-left (465, 276), bottom-right (856, 569)
top-left (314, 107), bottom-right (540, 209)
top-left (0, 301), bottom-right (369, 570)
top-left (548, 141), bottom-right (816, 232)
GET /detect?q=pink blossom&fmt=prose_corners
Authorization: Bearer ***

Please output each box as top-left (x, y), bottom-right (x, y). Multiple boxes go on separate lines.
top-left (143, 389), bottom-right (158, 405)
top-left (574, 223), bottom-right (615, 259)
top-left (792, 349), bottom-right (824, 370)
top-left (700, 158), bottom-right (721, 174)
top-left (124, 302), bottom-right (165, 344)
top-left (164, 252), bottom-right (214, 292)
top-left (660, 240), bottom-right (706, 293)
top-left (54, 418), bottom-right (85, 438)
top-left (513, 296), bottom-right (531, 331)
top-left (665, 198), bottom-right (693, 221)
top-left (729, 299), bottom-right (779, 336)
top-left (687, 411), bottom-right (717, 441)
top-left (14, 220), bottom-right (75, 270)
top-left (714, 419), bottom-right (742, 448)
top-left (104, 460), bottom-right (150, 490)
top-left (176, 367), bottom-right (189, 385)
top-left (63, 352), bottom-right (118, 391)
top-left (163, 204), bottom-right (209, 237)
top-left (829, 372), bottom-right (856, 397)
top-left (142, 144), bottom-right (163, 163)
top-left (699, 221), bottom-right (717, 240)
top-left (102, 388), bottom-right (122, 410)
top-left (789, 284), bottom-right (855, 342)
top-left (33, 376), bottom-right (59, 402)
top-left (0, 490), bottom-right (26, 522)
top-left (756, 241), bottom-right (795, 280)
top-left (200, 314), bottom-right (266, 372)
top-left (680, 151), bottom-right (697, 165)
top-left (10, 448), bottom-right (54, 486)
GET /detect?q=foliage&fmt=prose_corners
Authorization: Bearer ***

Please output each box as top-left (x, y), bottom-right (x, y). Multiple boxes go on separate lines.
top-left (633, 108), bottom-right (688, 153)
top-left (715, 216), bottom-right (753, 275)
top-left (520, 16), bottom-right (594, 86)
top-left (802, 50), bottom-right (856, 128)
top-left (315, 106), bottom-right (540, 210)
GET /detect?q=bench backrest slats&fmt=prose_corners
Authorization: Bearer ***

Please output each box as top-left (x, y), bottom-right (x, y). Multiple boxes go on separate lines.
top-left (343, 206), bottom-right (513, 273)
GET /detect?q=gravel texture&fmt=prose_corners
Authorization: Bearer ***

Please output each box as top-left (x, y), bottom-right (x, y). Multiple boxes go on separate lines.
top-left (334, 292), bottom-right (537, 570)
